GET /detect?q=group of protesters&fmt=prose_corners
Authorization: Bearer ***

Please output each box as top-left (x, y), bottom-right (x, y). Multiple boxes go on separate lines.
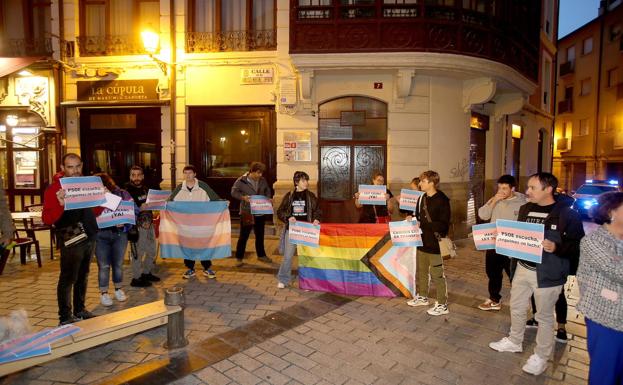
top-left (1, 153), bottom-right (621, 384)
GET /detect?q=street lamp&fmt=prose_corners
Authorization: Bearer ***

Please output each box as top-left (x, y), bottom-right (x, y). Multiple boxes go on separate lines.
top-left (141, 19), bottom-right (177, 188)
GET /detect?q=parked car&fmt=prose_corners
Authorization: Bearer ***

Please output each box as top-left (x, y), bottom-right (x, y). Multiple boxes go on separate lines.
top-left (572, 180), bottom-right (620, 217)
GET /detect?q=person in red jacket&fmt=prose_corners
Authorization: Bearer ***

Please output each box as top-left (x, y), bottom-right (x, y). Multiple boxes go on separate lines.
top-left (43, 153), bottom-right (99, 325)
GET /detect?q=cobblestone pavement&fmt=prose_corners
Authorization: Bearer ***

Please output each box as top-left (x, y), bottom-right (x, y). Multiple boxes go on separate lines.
top-left (0, 228), bottom-right (590, 385)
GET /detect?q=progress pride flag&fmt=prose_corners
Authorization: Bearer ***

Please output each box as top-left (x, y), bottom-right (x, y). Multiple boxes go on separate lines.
top-left (60, 176), bottom-right (106, 210)
top-left (495, 219), bottom-right (544, 264)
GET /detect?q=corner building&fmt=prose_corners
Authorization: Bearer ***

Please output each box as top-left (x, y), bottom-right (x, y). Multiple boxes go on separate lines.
top-left (52, 0), bottom-right (556, 236)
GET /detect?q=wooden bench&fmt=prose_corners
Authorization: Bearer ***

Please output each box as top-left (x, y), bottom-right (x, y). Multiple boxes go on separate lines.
top-left (0, 300), bottom-right (182, 377)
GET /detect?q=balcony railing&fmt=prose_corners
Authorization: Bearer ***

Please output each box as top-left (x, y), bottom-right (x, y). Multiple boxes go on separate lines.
top-left (186, 30), bottom-right (276, 53)
top-left (617, 83), bottom-right (623, 101)
top-left (559, 61), bottom-right (574, 77)
top-left (557, 137), bottom-right (570, 152)
top-left (77, 35), bottom-right (145, 57)
top-left (0, 38), bottom-right (53, 57)
top-left (558, 99), bottom-right (573, 114)
top-left (290, 1), bottom-right (540, 82)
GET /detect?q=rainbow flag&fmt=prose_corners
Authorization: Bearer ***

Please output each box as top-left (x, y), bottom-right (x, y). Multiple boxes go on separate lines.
top-left (159, 201), bottom-right (231, 260)
top-left (298, 224), bottom-right (405, 297)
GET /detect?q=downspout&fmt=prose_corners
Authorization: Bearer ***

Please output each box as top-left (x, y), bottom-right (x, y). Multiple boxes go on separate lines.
top-left (593, 4), bottom-right (606, 179)
top-left (170, 0), bottom-right (177, 188)
top-left (550, 0), bottom-right (560, 174)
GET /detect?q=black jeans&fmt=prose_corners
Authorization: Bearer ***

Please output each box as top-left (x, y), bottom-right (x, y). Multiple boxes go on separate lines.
top-left (235, 215), bottom-right (267, 260)
top-left (184, 259), bottom-right (211, 270)
top-left (531, 287), bottom-right (567, 325)
top-left (57, 239), bottom-right (95, 322)
top-left (485, 249), bottom-right (511, 302)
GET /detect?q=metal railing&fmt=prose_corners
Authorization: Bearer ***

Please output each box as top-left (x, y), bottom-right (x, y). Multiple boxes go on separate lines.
top-left (0, 38), bottom-right (53, 57)
top-left (558, 99), bottom-right (573, 114)
top-left (76, 35), bottom-right (146, 57)
top-left (186, 29), bottom-right (277, 53)
top-left (559, 61), bottom-right (574, 77)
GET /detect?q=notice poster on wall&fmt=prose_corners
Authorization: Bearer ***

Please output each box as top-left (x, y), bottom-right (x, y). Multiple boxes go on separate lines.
top-left (284, 131), bottom-right (312, 162)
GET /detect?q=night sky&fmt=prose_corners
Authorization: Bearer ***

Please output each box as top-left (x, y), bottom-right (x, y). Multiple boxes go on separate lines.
top-left (559, 0), bottom-right (601, 38)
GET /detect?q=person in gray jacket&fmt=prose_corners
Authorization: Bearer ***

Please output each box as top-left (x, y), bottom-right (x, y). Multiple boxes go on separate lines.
top-left (231, 162), bottom-right (273, 267)
top-left (0, 177), bottom-right (15, 246)
top-left (477, 174), bottom-right (526, 311)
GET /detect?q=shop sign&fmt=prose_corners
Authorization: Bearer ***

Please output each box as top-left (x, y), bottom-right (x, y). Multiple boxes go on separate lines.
top-left (77, 80), bottom-right (159, 101)
top-left (240, 68), bottom-right (274, 85)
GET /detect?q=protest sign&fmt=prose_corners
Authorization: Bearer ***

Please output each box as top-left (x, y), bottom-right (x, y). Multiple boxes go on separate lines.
top-left (250, 195), bottom-right (274, 215)
top-left (142, 189), bottom-right (170, 211)
top-left (289, 221), bottom-right (320, 247)
top-left (101, 192), bottom-right (122, 211)
top-left (472, 223), bottom-right (497, 250)
top-left (399, 189), bottom-right (424, 212)
top-left (389, 220), bottom-right (423, 247)
top-left (60, 176), bottom-right (106, 210)
top-left (495, 219), bottom-right (544, 263)
top-left (358, 185), bottom-right (387, 205)
top-left (96, 201), bottom-right (136, 229)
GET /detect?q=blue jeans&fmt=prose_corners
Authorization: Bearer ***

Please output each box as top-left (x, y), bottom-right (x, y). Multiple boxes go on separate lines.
top-left (96, 229), bottom-right (128, 291)
top-left (586, 318), bottom-right (623, 385)
top-left (277, 231), bottom-right (297, 284)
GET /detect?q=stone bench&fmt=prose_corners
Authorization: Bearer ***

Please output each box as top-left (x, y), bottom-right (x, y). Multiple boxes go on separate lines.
top-left (0, 299), bottom-right (184, 377)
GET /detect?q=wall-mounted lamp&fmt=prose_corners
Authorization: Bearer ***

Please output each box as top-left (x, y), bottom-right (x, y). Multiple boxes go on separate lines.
top-left (141, 27), bottom-right (168, 76)
top-left (6, 115), bottom-right (19, 127)
top-left (17, 70), bottom-right (33, 77)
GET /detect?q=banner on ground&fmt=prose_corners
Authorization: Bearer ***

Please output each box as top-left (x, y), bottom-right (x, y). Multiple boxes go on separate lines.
top-left (59, 176), bottom-right (106, 210)
top-left (159, 201), bottom-right (231, 260)
top-left (298, 224), bottom-right (416, 298)
top-left (96, 200), bottom-right (136, 229)
top-left (472, 223), bottom-right (497, 250)
top-left (0, 324), bottom-right (80, 364)
top-left (288, 221), bottom-right (320, 247)
top-left (142, 189), bottom-right (170, 211)
top-left (357, 185), bottom-right (387, 205)
top-left (389, 220), bottom-right (423, 247)
top-left (495, 219), bottom-right (544, 263)
top-left (399, 189), bottom-right (424, 212)
top-left (249, 195), bottom-right (274, 215)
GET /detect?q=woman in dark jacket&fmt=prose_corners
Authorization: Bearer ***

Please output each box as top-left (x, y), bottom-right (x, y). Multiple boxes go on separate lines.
top-left (276, 171), bottom-right (321, 288)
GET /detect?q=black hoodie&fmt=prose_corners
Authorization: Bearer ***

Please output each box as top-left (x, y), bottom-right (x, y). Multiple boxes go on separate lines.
top-left (416, 190), bottom-right (451, 254)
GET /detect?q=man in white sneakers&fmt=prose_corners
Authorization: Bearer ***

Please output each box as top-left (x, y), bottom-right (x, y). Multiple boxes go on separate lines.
top-left (477, 175), bottom-right (526, 311)
top-left (489, 173), bottom-right (584, 375)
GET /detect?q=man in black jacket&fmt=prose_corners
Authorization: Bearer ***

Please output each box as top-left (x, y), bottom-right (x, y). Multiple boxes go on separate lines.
top-left (489, 172), bottom-right (584, 376)
top-left (405, 170), bottom-right (451, 316)
top-left (231, 162), bottom-right (273, 267)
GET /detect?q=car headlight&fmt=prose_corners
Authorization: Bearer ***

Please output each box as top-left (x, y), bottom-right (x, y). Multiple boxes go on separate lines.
top-left (583, 199), bottom-right (597, 209)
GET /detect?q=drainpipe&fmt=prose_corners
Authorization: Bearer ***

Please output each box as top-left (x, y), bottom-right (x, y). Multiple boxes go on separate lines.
top-left (551, 0), bottom-right (560, 176)
top-left (169, 0), bottom-right (177, 188)
top-left (593, 3), bottom-right (606, 179)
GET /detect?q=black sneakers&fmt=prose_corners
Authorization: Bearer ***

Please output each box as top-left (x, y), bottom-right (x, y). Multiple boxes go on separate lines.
top-left (555, 328), bottom-right (568, 343)
top-left (257, 256), bottom-right (273, 263)
top-left (130, 277), bottom-right (152, 287)
top-left (74, 309), bottom-right (95, 320)
top-left (141, 273), bottom-right (160, 282)
top-left (59, 315), bottom-right (81, 326)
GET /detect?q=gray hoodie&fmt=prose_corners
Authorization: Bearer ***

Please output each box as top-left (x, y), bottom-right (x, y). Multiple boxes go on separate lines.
top-left (478, 192), bottom-right (526, 222)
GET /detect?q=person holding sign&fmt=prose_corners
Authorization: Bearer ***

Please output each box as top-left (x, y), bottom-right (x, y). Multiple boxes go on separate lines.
top-left (43, 154), bottom-right (99, 325)
top-left (231, 162), bottom-right (273, 267)
top-left (125, 165), bottom-right (160, 288)
top-left (577, 192), bottom-right (623, 385)
top-left (489, 173), bottom-right (584, 376)
top-left (355, 172), bottom-right (395, 223)
top-left (170, 165), bottom-right (222, 279)
top-left (94, 173), bottom-right (137, 307)
top-left (405, 170), bottom-right (451, 316)
top-left (477, 175), bottom-right (526, 311)
top-left (276, 171), bottom-right (321, 289)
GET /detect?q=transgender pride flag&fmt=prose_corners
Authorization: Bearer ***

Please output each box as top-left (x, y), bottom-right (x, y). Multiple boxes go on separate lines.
top-left (159, 201), bottom-right (231, 260)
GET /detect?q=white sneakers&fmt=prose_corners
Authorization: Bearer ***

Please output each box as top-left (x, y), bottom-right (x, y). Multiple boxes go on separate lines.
top-left (489, 337), bottom-right (523, 353)
top-left (426, 302), bottom-right (449, 316)
top-left (100, 293), bottom-right (113, 306)
top-left (277, 282), bottom-right (286, 289)
top-left (115, 288), bottom-right (127, 302)
top-left (522, 353), bottom-right (548, 375)
top-left (406, 296), bottom-right (429, 307)
top-left (100, 289), bottom-right (127, 306)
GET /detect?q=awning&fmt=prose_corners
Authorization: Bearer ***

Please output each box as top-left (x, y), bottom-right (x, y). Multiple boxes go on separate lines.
top-left (0, 57), bottom-right (42, 78)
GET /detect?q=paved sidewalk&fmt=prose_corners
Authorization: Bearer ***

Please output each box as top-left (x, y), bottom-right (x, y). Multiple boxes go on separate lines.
top-left (0, 233), bottom-right (589, 385)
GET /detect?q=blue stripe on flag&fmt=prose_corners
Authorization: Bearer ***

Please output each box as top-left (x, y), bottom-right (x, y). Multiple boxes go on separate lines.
top-left (165, 200), bottom-right (228, 214)
top-left (160, 244), bottom-right (231, 260)
top-left (495, 246), bottom-right (542, 264)
top-left (298, 266), bottom-right (384, 285)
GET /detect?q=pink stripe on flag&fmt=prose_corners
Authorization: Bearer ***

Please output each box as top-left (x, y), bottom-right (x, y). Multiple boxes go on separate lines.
top-left (159, 232), bottom-right (231, 248)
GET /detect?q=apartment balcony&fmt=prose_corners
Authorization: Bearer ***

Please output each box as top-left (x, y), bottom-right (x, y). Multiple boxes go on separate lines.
top-left (558, 99), bottom-right (573, 114)
top-left (559, 61), bottom-right (574, 77)
top-left (0, 38), bottom-right (53, 57)
top-left (290, 0), bottom-right (540, 82)
top-left (618, 83), bottom-right (623, 100)
top-left (186, 30), bottom-right (277, 53)
top-left (77, 35), bottom-right (145, 57)
top-left (557, 137), bottom-right (571, 152)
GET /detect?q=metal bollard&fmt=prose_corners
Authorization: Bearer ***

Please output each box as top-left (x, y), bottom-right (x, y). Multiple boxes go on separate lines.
top-left (164, 286), bottom-right (188, 349)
